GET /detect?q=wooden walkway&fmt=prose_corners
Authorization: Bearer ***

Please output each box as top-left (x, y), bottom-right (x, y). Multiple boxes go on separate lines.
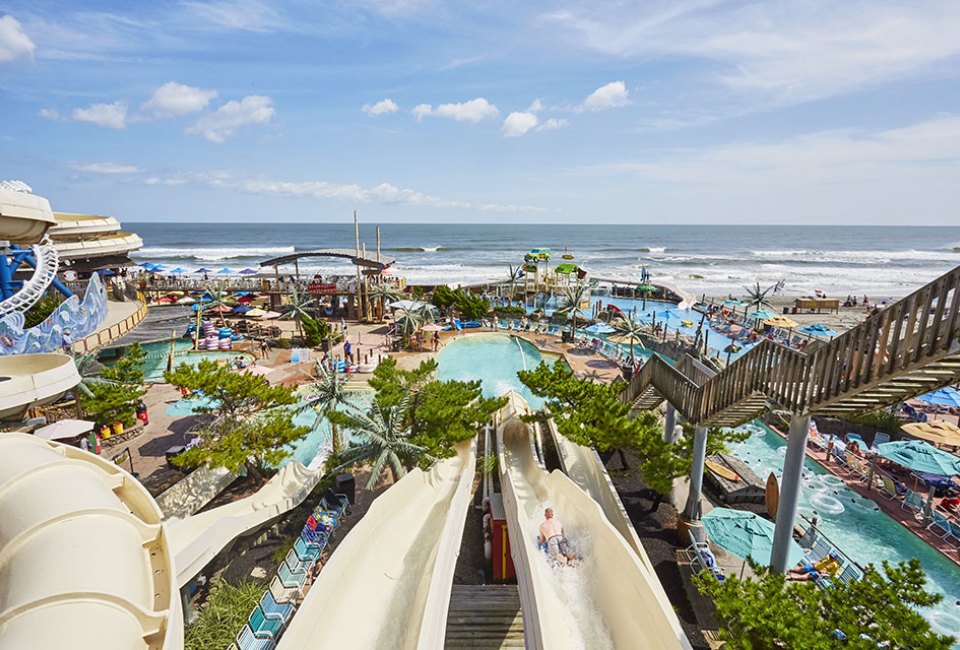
top-left (445, 585), bottom-right (524, 649)
top-left (622, 264), bottom-right (960, 428)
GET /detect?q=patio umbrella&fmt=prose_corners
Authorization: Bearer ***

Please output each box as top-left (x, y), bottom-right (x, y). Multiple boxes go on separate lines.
top-left (918, 387), bottom-right (960, 410)
top-left (745, 308), bottom-right (777, 320)
top-left (239, 268), bottom-right (258, 275)
top-left (421, 323), bottom-right (444, 332)
top-left (798, 323), bottom-right (837, 337)
top-left (177, 296), bottom-right (196, 304)
top-left (876, 440), bottom-right (960, 477)
top-left (194, 268), bottom-right (213, 274)
top-left (217, 268), bottom-right (236, 274)
top-left (388, 299), bottom-right (428, 311)
top-left (169, 268), bottom-right (189, 274)
top-left (607, 332), bottom-right (646, 348)
top-left (232, 305), bottom-right (252, 314)
top-left (764, 315), bottom-right (799, 329)
top-left (34, 419), bottom-right (95, 441)
top-left (245, 308), bottom-right (266, 317)
top-left (702, 507), bottom-right (804, 569)
top-left (722, 299), bottom-right (745, 308)
top-left (237, 295), bottom-right (255, 303)
top-left (901, 421), bottom-right (960, 448)
top-left (259, 311), bottom-right (281, 319)
top-left (98, 268), bottom-right (116, 276)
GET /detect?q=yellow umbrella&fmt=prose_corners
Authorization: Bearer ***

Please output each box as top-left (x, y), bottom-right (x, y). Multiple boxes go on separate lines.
top-left (607, 333), bottom-right (646, 347)
top-left (245, 308), bottom-right (266, 318)
top-left (763, 315), bottom-right (799, 329)
top-left (901, 421), bottom-right (960, 448)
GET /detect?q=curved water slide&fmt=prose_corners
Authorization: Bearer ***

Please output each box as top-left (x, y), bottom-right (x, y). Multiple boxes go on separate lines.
top-left (0, 184), bottom-right (61, 318)
top-left (166, 461), bottom-right (322, 588)
top-left (497, 393), bottom-right (692, 650)
top-left (0, 353), bottom-right (80, 420)
top-left (279, 440), bottom-right (476, 650)
top-left (0, 433), bottom-right (182, 650)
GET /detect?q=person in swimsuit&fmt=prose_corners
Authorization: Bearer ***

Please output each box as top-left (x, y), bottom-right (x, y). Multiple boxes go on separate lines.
top-left (787, 551), bottom-right (842, 581)
top-left (538, 508), bottom-right (576, 565)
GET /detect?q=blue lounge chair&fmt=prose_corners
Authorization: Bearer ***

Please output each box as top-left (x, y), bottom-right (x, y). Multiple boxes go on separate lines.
top-left (235, 625), bottom-right (275, 650)
top-left (871, 432), bottom-right (891, 452)
top-left (260, 590), bottom-right (295, 623)
top-left (293, 536), bottom-right (322, 562)
top-left (683, 542), bottom-right (725, 581)
top-left (248, 606), bottom-right (284, 637)
top-left (901, 490), bottom-right (924, 515)
top-left (269, 576), bottom-right (302, 604)
top-left (301, 526), bottom-right (330, 549)
top-left (320, 489), bottom-right (349, 517)
top-left (845, 433), bottom-right (867, 448)
top-left (946, 521), bottom-right (960, 547)
top-left (927, 510), bottom-right (953, 538)
top-left (285, 549), bottom-right (313, 575)
top-left (277, 561), bottom-right (308, 589)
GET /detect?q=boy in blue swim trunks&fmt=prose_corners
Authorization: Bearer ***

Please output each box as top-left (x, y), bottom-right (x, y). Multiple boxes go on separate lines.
top-left (787, 551), bottom-right (842, 581)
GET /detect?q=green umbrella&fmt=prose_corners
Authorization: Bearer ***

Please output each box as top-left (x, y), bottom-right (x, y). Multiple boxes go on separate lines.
top-left (723, 298), bottom-right (745, 307)
top-left (702, 507), bottom-right (804, 568)
top-left (876, 440), bottom-right (960, 476)
top-left (745, 308), bottom-right (776, 320)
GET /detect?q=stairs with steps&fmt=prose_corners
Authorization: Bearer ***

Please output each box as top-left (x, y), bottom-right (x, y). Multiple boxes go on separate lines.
top-left (445, 584), bottom-right (525, 649)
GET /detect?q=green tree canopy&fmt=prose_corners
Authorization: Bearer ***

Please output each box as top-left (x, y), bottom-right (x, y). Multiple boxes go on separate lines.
top-left (431, 286), bottom-right (491, 320)
top-left (80, 343), bottom-right (147, 427)
top-left (164, 359), bottom-right (309, 479)
top-left (697, 558), bottom-right (953, 650)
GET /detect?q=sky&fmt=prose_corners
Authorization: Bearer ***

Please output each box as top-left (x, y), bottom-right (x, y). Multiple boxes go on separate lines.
top-left (1, 1), bottom-right (959, 225)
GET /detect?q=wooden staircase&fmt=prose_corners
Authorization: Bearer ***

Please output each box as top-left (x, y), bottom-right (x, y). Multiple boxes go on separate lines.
top-left (621, 265), bottom-right (960, 427)
top-left (445, 585), bottom-right (525, 649)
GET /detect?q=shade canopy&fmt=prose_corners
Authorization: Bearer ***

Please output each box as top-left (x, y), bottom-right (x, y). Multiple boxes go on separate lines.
top-left (745, 308), bottom-right (777, 320)
top-left (387, 299), bottom-right (429, 311)
top-left (722, 299), bottom-right (745, 307)
top-left (702, 507), bottom-right (804, 567)
top-left (194, 267), bottom-right (213, 273)
top-left (259, 310), bottom-right (281, 319)
top-left (217, 268), bottom-right (236, 274)
top-left (169, 268), bottom-right (188, 274)
top-left (876, 440), bottom-right (960, 476)
top-left (584, 322), bottom-right (615, 335)
top-left (918, 387), bottom-right (960, 410)
top-left (554, 263), bottom-right (578, 274)
top-left (607, 332), bottom-right (646, 348)
top-left (635, 284), bottom-right (656, 292)
top-left (420, 323), bottom-right (444, 332)
top-left (798, 323), bottom-right (837, 337)
top-left (239, 268), bottom-right (258, 275)
top-left (176, 296), bottom-right (196, 304)
top-left (901, 421), bottom-right (960, 448)
top-left (34, 419), bottom-right (95, 441)
top-left (764, 315), bottom-right (799, 329)
top-left (245, 308), bottom-right (266, 317)
top-left (232, 305), bottom-right (252, 314)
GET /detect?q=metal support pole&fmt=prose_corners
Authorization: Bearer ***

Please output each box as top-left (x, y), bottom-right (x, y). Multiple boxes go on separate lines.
top-left (683, 425), bottom-right (708, 521)
top-left (664, 404), bottom-right (676, 443)
top-left (771, 413), bottom-right (811, 572)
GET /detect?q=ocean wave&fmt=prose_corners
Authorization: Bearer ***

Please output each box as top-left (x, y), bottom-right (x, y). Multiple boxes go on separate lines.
top-left (640, 246), bottom-right (666, 253)
top-left (137, 246), bottom-right (295, 261)
top-left (386, 246), bottom-right (449, 252)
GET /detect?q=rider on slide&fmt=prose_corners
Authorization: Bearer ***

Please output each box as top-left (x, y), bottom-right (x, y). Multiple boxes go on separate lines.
top-left (538, 507), bottom-right (577, 566)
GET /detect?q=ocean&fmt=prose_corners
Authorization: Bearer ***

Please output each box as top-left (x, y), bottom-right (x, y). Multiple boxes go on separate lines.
top-left (129, 223), bottom-right (960, 299)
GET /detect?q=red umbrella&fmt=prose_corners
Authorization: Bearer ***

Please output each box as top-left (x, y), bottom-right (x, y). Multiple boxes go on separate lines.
top-left (237, 295), bottom-right (255, 303)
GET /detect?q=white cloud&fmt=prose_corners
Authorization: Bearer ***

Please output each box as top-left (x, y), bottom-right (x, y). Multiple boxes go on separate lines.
top-left (71, 162), bottom-right (143, 174)
top-left (412, 103), bottom-right (433, 121)
top-left (416, 98), bottom-right (499, 123)
top-left (187, 95), bottom-right (275, 142)
top-left (502, 112), bottom-right (539, 137)
top-left (362, 98), bottom-right (399, 116)
top-left (547, 2), bottom-right (960, 105)
top-left (180, 0), bottom-right (284, 33)
top-left (0, 15), bottom-right (35, 63)
top-left (72, 101), bottom-right (128, 129)
top-left (142, 82), bottom-right (218, 119)
top-left (581, 81), bottom-right (629, 111)
top-left (142, 171), bottom-right (544, 213)
top-left (538, 118), bottom-right (569, 131)
top-left (38, 108), bottom-right (61, 120)
top-left (528, 99), bottom-right (544, 113)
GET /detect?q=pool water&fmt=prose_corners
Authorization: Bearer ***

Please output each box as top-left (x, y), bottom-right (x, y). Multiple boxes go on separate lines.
top-left (435, 333), bottom-right (562, 409)
top-left (730, 422), bottom-right (960, 639)
top-left (117, 339), bottom-right (255, 383)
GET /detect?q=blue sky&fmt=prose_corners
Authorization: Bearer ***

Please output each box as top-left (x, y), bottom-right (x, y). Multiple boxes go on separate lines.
top-left (1, 1), bottom-right (959, 224)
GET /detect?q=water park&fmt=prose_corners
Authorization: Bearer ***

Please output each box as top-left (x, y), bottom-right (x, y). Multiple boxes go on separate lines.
top-left (3, 182), bottom-right (960, 649)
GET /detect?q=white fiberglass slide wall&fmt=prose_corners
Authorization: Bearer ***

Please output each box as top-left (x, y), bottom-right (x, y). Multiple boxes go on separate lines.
top-left (497, 392), bottom-right (692, 650)
top-left (278, 440), bottom-right (475, 650)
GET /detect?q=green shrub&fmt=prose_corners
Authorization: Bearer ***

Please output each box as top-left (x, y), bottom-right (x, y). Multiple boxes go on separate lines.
top-left (24, 294), bottom-right (62, 328)
top-left (493, 306), bottom-right (526, 318)
top-left (301, 314), bottom-right (330, 348)
top-left (847, 409), bottom-right (901, 432)
top-left (185, 579), bottom-right (266, 650)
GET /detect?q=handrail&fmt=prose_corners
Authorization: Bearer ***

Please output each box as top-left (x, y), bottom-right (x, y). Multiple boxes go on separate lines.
top-left (621, 264), bottom-right (960, 425)
top-left (73, 301), bottom-right (148, 354)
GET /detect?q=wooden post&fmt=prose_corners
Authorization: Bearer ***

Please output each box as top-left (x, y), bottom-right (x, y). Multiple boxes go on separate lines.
top-left (362, 242), bottom-right (371, 320)
top-left (354, 210), bottom-right (363, 321)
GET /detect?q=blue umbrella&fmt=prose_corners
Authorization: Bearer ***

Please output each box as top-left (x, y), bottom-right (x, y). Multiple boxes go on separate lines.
top-left (798, 323), bottom-right (837, 337)
top-left (702, 507), bottom-right (804, 568)
top-left (194, 267), bottom-right (213, 274)
top-left (918, 387), bottom-right (960, 410)
top-left (169, 267), bottom-right (189, 274)
top-left (232, 305), bottom-right (252, 314)
top-left (138, 262), bottom-right (152, 267)
top-left (745, 308), bottom-right (777, 320)
top-left (97, 269), bottom-right (116, 276)
top-left (239, 268), bottom-right (258, 275)
top-left (217, 268), bottom-right (236, 274)
top-left (585, 322), bottom-right (615, 335)
top-left (876, 440), bottom-right (960, 476)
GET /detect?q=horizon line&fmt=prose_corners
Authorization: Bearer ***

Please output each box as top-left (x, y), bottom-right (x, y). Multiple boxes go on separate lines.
top-left (122, 221), bottom-right (960, 227)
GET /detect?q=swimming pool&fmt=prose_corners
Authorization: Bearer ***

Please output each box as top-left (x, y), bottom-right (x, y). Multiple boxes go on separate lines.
top-left (435, 333), bottom-right (562, 409)
top-left (730, 422), bottom-right (960, 639)
top-left (108, 339), bottom-right (255, 383)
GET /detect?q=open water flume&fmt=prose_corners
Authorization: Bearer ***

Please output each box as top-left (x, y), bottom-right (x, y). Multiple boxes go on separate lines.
top-left (496, 392), bottom-right (692, 650)
top-left (277, 440), bottom-right (475, 650)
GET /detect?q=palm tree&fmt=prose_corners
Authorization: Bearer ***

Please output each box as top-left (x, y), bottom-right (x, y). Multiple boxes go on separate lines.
top-left (505, 265), bottom-right (522, 305)
top-left (334, 394), bottom-right (431, 489)
top-left (73, 352), bottom-right (117, 398)
top-left (743, 281), bottom-right (775, 312)
top-left (368, 283), bottom-right (402, 322)
top-left (612, 316), bottom-right (646, 366)
top-left (306, 364), bottom-right (356, 454)
top-left (282, 286), bottom-right (316, 341)
top-left (561, 282), bottom-right (589, 335)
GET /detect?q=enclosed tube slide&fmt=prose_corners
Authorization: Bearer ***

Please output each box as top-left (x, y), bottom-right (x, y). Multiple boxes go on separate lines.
top-left (497, 392), bottom-right (692, 650)
top-left (278, 440), bottom-right (476, 650)
top-left (0, 433), bottom-right (182, 650)
top-left (166, 461), bottom-right (322, 588)
top-left (0, 353), bottom-right (80, 420)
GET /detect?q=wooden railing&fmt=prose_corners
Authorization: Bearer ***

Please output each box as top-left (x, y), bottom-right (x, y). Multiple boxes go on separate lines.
top-left (622, 265), bottom-right (960, 425)
top-left (73, 302), bottom-right (148, 354)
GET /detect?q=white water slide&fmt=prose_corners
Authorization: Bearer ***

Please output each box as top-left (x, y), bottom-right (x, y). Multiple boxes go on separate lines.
top-left (0, 183), bottom-right (60, 318)
top-left (497, 392), bottom-right (692, 650)
top-left (278, 440), bottom-right (476, 649)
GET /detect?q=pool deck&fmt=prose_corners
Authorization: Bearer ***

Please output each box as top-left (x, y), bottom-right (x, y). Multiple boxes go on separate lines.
top-left (766, 423), bottom-right (960, 568)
